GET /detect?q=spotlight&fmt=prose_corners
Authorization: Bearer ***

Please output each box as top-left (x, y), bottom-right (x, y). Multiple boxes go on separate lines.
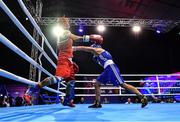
top-left (25, 17), bottom-right (28, 21)
top-left (132, 25), bottom-right (141, 33)
top-left (156, 30), bottom-right (161, 34)
top-left (52, 24), bottom-right (64, 38)
top-left (78, 27), bottom-right (83, 33)
top-left (97, 25), bottom-right (106, 32)
top-left (178, 32), bottom-right (180, 35)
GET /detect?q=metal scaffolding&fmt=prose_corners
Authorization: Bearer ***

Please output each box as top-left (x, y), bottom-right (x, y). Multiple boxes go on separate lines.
top-left (24, 0), bottom-right (43, 82)
top-left (41, 17), bottom-right (179, 32)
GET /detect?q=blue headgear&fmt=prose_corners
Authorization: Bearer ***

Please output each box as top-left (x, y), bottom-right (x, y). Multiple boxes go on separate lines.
top-left (90, 43), bottom-right (102, 48)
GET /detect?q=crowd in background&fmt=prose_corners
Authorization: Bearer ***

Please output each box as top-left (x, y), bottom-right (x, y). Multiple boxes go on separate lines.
top-left (0, 94), bottom-right (30, 107)
top-left (0, 93), bottom-right (179, 108)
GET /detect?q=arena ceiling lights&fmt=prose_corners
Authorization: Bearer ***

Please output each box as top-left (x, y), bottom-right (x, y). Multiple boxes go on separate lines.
top-left (41, 17), bottom-right (179, 33)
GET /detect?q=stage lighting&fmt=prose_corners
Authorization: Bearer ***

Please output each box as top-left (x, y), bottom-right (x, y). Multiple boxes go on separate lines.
top-left (79, 28), bottom-right (83, 32)
top-left (156, 30), bottom-right (161, 34)
top-left (52, 24), bottom-right (64, 38)
top-left (97, 25), bottom-right (106, 32)
top-left (132, 25), bottom-right (141, 33)
top-left (78, 26), bottom-right (83, 33)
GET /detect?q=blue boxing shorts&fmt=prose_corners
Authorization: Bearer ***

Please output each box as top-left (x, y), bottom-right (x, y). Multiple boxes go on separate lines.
top-left (96, 64), bottom-right (124, 86)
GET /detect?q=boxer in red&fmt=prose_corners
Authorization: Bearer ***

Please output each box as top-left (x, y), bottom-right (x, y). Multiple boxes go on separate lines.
top-left (27, 16), bottom-right (103, 107)
top-left (23, 92), bottom-right (32, 106)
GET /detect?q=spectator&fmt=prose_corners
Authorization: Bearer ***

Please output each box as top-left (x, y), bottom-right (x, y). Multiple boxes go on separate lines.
top-left (3, 96), bottom-right (10, 107)
top-left (60, 96), bottom-right (64, 104)
top-left (0, 95), bottom-right (6, 107)
top-left (101, 90), bottom-right (106, 94)
top-left (171, 98), bottom-right (177, 103)
top-left (8, 94), bottom-right (15, 106)
top-left (0, 95), bottom-right (4, 107)
top-left (108, 90), bottom-right (113, 94)
top-left (160, 99), bottom-right (165, 104)
top-left (103, 97), bottom-right (110, 104)
top-left (15, 95), bottom-right (23, 106)
top-left (79, 97), bottom-right (85, 104)
top-left (0, 95), bottom-right (10, 107)
top-left (134, 98), bottom-right (139, 103)
top-left (125, 98), bottom-right (132, 104)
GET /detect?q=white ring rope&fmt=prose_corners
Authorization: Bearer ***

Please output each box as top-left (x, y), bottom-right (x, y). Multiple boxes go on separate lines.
top-left (0, 33), bottom-right (53, 77)
top-left (0, 68), bottom-right (65, 95)
top-left (17, 0), bottom-right (58, 60)
top-left (60, 81), bottom-right (67, 87)
top-left (0, 33), bottom-right (65, 94)
top-left (0, 1), bottom-right (67, 95)
top-left (71, 74), bottom-right (180, 97)
top-left (0, 0), bottom-right (57, 68)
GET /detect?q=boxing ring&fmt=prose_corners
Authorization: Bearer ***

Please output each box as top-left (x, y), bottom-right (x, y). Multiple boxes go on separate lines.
top-left (0, 104), bottom-right (180, 122)
top-left (0, 0), bottom-right (180, 122)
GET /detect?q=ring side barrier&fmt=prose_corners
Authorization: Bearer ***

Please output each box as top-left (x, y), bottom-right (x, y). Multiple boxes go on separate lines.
top-left (0, 33), bottom-right (53, 77)
top-left (0, 69), bottom-right (65, 95)
top-left (70, 74), bottom-right (180, 97)
top-left (75, 74), bottom-right (180, 77)
top-left (75, 80), bottom-right (180, 83)
top-left (75, 94), bottom-right (180, 97)
top-left (40, 94), bottom-right (59, 103)
top-left (17, 0), bottom-right (58, 60)
top-left (0, 1), bottom-right (57, 68)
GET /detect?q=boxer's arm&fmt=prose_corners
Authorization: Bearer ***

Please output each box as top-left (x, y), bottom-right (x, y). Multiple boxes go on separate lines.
top-left (70, 33), bottom-right (83, 41)
top-left (73, 46), bottom-right (104, 55)
top-left (58, 32), bottom-right (82, 45)
top-left (73, 46), bottom-right (96, 53)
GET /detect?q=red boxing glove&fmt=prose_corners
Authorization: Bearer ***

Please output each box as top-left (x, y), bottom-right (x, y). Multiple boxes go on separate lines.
top-left (83, 34), bottom-right (103, 45)
top-left (90, 34), bottom-right (103, 45)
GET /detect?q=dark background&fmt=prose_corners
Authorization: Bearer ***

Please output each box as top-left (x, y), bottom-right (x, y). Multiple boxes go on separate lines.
top-left (0, 0), bottom-right (180, 82)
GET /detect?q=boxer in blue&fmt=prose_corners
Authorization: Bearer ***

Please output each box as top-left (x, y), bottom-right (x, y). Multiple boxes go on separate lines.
top-left (73, 44), bottom-right (148, 108)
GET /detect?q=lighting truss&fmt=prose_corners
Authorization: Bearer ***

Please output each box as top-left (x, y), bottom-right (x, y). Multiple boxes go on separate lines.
top-left (41, 17), bottom-right (179, 32)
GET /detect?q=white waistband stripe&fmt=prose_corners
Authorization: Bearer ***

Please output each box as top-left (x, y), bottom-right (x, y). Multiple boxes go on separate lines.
top-left (104, 60), bottom-right (114, 68)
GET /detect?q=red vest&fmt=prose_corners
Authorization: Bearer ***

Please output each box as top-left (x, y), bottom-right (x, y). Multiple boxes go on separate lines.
top-left (57, 38), bottom-right (73, 60)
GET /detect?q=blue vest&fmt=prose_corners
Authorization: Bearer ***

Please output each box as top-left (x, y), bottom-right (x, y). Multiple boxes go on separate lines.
top-left (93, 51), bottom-right (113, 67)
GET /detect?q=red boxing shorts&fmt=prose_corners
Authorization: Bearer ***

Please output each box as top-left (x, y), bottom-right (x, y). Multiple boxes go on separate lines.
top-left (55, 58), bottom-right (78, 81)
